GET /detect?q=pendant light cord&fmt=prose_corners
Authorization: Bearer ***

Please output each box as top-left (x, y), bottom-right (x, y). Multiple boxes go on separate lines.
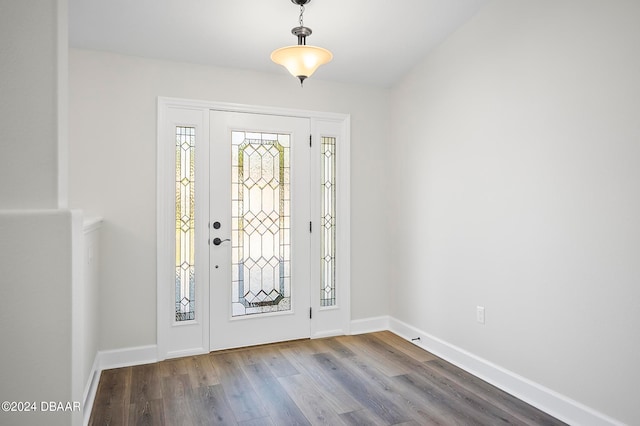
top-left (299, 4), bottom-right (305, 27)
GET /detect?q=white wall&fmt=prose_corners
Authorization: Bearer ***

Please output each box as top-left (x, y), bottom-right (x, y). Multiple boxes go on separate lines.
top-left (68, 49), bottom-right (391, 351)
top-left (0, 211), bottom-right (76, 426)
top-left (0, 0), bottom-right (66, 208)
top-left (0, 1), bottom-right (81, 425)
top-left (389, 0), bottom-right (640, 424)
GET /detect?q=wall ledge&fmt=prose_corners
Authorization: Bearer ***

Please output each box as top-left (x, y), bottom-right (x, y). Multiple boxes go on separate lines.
top-left (82, 216), bottom-right (103, 234)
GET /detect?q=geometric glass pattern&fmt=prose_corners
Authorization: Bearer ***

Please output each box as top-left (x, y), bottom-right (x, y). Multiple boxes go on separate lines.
top-left (320, 137), bottom-right (336, 306)
top-left (231, 131), bottom-right (291, 317)
top-left (175, 126), bottom-right (196, 321)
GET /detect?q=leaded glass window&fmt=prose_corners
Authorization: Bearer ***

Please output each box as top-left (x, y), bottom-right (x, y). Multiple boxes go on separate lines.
top-left (175, 126), bottom-right (196, 321)
top-left (321, 136), bottom-right (336, 306)
top-left (231, 131), bottom-right (291, 317)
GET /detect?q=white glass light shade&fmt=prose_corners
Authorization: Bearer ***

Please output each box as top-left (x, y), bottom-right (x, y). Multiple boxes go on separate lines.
top-left (271, 45), bottom-right (333, 79)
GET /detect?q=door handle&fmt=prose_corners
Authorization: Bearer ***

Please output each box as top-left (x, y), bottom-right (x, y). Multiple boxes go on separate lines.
top-left (212, 237), bottom-right (230, 246)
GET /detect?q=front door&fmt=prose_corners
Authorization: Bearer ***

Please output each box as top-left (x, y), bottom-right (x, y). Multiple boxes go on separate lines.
top-left (158, 99), bottom-right (350, 360)
top-left (209, 111), bottom-right (311, 351)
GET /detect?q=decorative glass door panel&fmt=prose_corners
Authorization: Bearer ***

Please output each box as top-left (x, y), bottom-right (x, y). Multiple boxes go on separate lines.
top-left (176, 126), bottom-right (196, 321)
top-left (210, 111), bottom-right (311, 351)
top-left (320, 136), bottom-right (336, 307)
top-left (232, 131), bottom-right (291, 316)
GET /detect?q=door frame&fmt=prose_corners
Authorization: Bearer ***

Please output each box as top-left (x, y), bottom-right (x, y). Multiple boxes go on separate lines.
top-left (157, 98), bottom-right (351, 360)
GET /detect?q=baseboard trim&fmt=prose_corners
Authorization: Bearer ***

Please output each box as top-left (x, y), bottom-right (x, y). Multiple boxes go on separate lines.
top-left (349, 315), bottom-right (389, 335)
top-left (165, 347), bottom-right (208, 360)
top-left (82, 354), bottom-right (101, 426)
top-left (388, 317), bottom-right (623, 426)
top-left (81, 321), bottom-right (623, 426)
top-left (98, 344), bottom-right (158, 371)
top-left (312, 329), bottom-right (347, 339)
top-left (81, 345), bottom-right (158, 425)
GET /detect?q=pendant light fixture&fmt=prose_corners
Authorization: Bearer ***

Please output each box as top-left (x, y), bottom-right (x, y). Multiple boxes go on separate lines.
top-left (271, 0), bottom-right (333, 86)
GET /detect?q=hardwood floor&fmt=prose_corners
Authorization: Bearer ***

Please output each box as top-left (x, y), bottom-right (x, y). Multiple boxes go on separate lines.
top-left (89, 331), bottom-right (565, 425)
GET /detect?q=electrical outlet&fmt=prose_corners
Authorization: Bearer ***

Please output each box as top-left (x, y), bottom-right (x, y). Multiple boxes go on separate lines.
top-left (476, 306), bottom-right (485, 324)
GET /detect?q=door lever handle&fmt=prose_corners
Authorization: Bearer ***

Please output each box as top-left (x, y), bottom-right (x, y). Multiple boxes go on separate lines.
top-left (212, 237), bottom-right (230, 246)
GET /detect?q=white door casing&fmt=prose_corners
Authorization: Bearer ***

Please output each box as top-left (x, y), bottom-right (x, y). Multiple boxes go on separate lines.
top-left (157, 98), bottom-right (350, 360)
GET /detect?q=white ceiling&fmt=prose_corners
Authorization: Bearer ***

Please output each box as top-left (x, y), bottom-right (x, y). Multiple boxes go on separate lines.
top-left (69, 0), bottom-right (488, 88)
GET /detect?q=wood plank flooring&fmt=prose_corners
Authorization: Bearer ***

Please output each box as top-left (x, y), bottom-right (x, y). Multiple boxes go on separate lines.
top-left (89, 331), bottom-right (565, 425)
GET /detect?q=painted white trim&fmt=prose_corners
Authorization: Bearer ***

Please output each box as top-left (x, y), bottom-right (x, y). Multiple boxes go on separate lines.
top-left (349, 315), bottom-right (390, 335)
top-left (312, 329), bottom-right (347, 339)
top-left (388, 317), bottom-right (624, 426)
top-left (165, 347), bottom-right (209, 360)
top-left (82, 345), bottom-right (158, 425)
top-left (337, 117), bottom-right (351, 336)
top-left (158, 98), bottom-right (351, 358)
top-left (71, 211), bottom-right (84, 426)
top-left (158, 97), bottom-right (348, 122)
top-left (97, 345), bottom-right (158, 371)
top-left (82, 354), bottom-right (100, 426)
top-left (81, 318), bottom-right (623, 426)
top-left (82, 217), bottom-right (103, 234)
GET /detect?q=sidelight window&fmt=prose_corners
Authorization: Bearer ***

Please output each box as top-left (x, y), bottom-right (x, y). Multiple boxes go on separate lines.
top-left (320, 136), bottom-right (336, 306)
top-left (175, 126), bottom-right (196, 321)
